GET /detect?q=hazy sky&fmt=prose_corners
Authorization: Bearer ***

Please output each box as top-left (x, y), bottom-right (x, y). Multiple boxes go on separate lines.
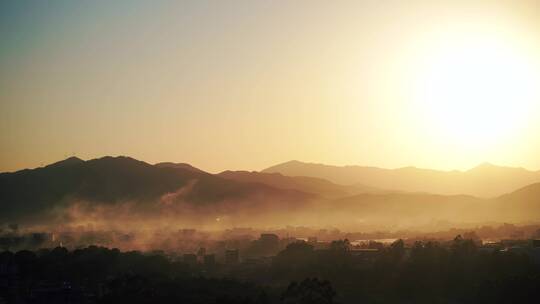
top-left (1, 0), bottom-right (540, 173)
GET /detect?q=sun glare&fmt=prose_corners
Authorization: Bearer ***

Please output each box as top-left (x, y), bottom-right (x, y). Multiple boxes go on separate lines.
top-left (413, 34), bottom-right (540, 149)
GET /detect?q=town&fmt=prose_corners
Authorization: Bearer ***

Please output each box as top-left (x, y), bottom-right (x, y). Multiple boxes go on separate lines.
top-left (2, 224), bottom-right (540, 303)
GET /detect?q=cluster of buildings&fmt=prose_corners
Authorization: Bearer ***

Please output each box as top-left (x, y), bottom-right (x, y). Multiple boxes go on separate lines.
top-left (173, 231), bottom-right (540, 269)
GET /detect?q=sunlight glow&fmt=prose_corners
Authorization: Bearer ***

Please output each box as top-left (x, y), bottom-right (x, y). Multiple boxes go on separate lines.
top-left (413, 35), bottom-right (540, 149)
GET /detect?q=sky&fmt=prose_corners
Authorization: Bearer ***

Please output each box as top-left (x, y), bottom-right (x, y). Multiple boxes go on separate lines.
top-left (1, 0), bottom-right (540, 173)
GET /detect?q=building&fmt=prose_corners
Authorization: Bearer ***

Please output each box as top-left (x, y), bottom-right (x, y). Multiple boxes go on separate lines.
top-left (197, 247), bottom-right (206, 263)
top-left (183, 253), bottom-right (197, 265)
top-left (203, 254), bottom-right (216, 267)
top-left (350, 248), bottom-right (380, 263)
top-left (259, 233), bottom-right (280, 254)
top-left (225, 249), bottom-right (239, 265)
top-left (260, 233), bottom-right (279, 244)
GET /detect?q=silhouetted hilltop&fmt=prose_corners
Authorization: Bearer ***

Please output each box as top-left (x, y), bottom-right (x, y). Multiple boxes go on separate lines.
top-left (155, 162), bottom-right (207, 174)
top-left (263, 160), bottom-right (540, 197)
top-left (0, 156), bottom-right (314, 223)
top-left (47, 156), bottom-right (85, 168)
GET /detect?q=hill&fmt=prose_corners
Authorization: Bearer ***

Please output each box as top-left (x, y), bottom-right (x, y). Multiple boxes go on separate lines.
top-left (321, 182), bottom-right (540, 229)
top-left (154, 162), bottom-right (207, 174)
top-left (493, 182), bottom-right (540, 222)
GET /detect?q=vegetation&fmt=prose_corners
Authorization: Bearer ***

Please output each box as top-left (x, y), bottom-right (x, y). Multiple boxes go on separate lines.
top-left (1, 236), bottom-right (539, 303)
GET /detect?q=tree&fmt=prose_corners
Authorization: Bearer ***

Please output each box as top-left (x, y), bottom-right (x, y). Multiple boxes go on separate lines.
top-left (281, 278), bottom-right (337, 304)
top-left (329, 239), bottom-right (350, 252)
top-left (389, 239), bottom-right (405, 262)
top-left (451, 235), bottom-right (477, 257)
top-left (273, 242), bottom-right (316, 279)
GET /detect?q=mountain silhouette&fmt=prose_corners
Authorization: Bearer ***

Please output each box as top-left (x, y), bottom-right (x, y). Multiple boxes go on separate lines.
top-left (0, 156), bottom-right (314, 223)
top-left (2, 157), bottom-right (540, 227)
top-left (326, 182), bottom-right (540, 226)
top-left (262, 160), bottom-right (540, 197)
top-left (155, 162), bottom-right (207, 174)
top-left (47, 156), bottom-right (85, 168)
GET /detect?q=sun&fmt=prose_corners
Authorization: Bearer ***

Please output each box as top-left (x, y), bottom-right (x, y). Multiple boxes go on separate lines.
top-left (412, 34), bottom-right (539, 149)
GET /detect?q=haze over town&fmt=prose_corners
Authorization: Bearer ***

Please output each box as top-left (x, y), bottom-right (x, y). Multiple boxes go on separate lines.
top-left (1, 1), bottom-right (540, 303)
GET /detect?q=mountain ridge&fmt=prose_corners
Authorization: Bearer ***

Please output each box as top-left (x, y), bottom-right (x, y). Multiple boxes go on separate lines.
top-left (217, 170), bottom-right (384, 198)
top-left (0, 156), bottom-right (315, 223)
top-left (2, 156), bottom-right (540, 228)
top-left (262, 160), bottom-right (540, 197)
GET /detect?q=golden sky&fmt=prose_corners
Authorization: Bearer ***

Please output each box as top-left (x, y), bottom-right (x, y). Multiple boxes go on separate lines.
top-left (1, 0), bottom-right (539, 173)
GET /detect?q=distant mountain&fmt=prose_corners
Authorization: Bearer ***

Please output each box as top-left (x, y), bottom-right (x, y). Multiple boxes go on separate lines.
top-left (263, 161), bottom-right (540, 197)
top-left (499, 182), bottom-right (540, 200)
top-left (3, 157), bottom-right (540, 228)
top-left (217, 170), bottom-right (382, 198)
top-left (325, 182), bottom-right (540, 227)
top-left (330, 192), bottom-right (486, 226)
top-left (0, 156), bottom-right (314, 223)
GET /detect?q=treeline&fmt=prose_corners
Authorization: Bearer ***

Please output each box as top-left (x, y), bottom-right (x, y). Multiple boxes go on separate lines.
top-left (271, 237), bottom-right (540, 303)
top-left (0, 246), bottom-right (277, 303)
top-left (1, 236), bottom-right (540, 303)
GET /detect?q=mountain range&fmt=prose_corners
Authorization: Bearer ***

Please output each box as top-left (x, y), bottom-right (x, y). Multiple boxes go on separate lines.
top-left (263, 160), bottom-right (540, 197)
top-left (0, 157), bottom-right (313, 224)
top-left (217, 170), bottom-right (383, 199)
top-left (1, 156), bottom-right (540, 228)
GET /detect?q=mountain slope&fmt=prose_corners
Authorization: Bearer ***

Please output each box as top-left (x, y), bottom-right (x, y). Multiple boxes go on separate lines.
top-left (328, 192), bottom-right (487, 227)
top-left (263, 161), bottom-right (540, 197)
top-left (217, 171), bottom-right (382, 198)
top-left (320, 182), bottom-right (540, 228)
top-left (493, 182), bottom-right (540, 222)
